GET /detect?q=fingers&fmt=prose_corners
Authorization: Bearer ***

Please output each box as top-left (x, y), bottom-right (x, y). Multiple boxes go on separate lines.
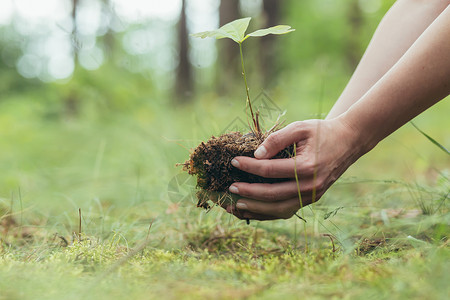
top-left (229, 181), bottom-right (312, 201)
top-left (232, 155), bottom-right (315, 179)
top-left (227, 208), bottom-right (279, 221)
top-left (255, 121), bottom-right (310, 159)
top-left (227, 197), bottom-right (312, 220)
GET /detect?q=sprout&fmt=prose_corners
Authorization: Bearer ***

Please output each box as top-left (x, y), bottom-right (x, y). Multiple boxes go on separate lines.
top-left (192, 17), bottom-right (294, 136)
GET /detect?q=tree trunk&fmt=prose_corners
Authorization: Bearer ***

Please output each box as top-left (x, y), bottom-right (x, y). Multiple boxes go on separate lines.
top-left (65, 0), bottom-right (80, 119)
top-left (175, 0), bottom-right (193, 102)
top-left (346, 1), bottom-right (363, 71)
top-left (217, 0), bottom-right (240, 92)
top-left (71, 0), bottom-right (79, 64)
top-left (261, 0), bottom-right (281, 86)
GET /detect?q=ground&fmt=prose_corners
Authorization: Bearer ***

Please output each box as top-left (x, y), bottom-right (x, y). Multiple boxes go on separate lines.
top-left (0, 89), bottom-right (448, 299)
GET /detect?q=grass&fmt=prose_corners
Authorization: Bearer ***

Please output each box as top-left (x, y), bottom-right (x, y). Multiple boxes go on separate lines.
top-left (1, 225), bottom-right (449, 299)
top-left (0, 73), bottom-right (449, 299)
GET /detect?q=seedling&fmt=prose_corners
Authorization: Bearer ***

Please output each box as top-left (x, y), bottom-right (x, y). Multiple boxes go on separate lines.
top-left (192, 17), bottom-right (294, 136)
top-left (184, 18), bottom-right (295, 210)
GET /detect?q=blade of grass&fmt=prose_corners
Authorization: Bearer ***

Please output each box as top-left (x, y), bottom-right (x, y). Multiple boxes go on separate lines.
top-left (293, 143), bottom-right (308, 251)
top-left (410, 121), bottom-right (449, 155)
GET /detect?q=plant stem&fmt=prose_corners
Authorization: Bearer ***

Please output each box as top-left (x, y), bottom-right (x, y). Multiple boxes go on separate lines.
top-left (293, 143), bottom-right (308, 252)
top-left (239, 42), bottom-right (258, 133)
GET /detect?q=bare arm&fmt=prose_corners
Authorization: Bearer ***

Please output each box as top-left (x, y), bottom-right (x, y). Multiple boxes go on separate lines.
top-left (327, 0), bottom-right (450, 119)
top-left (339, 4), bottom-right (450, 155)
top-left (225, 5), bottom-right (450, 221)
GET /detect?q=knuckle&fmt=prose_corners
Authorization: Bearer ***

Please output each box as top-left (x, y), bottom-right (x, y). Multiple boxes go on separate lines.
top-left (301, 159), bottom-right (316, 175)
top-left (259, 163), bottom-right (273, 178)
top-left (291, 121), bottom-right (304, 134)
top-left (236, 184), bottom-right (248, 197)
top-left (293, 121), bottom-right (304, 129)
top-left (266, 132), bottom-right (281, 148)
top-left (236, 158), bottom-right (246, 170)
top-left (317, 179), bottom-right (326, 191)
top-left (265, 187), bottom-right (278, 201)
top-left (312, 176), bottom-right (326, 193)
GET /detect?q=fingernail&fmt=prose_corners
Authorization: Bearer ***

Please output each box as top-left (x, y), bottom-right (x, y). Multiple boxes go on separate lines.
top-left (229, 185), bottom-right (239, 194)
top-left (231, 158), bottom-right (240, 168)
top-left (254, 145), bottom-right (267, 158)
top-left (236, 202), bottom-right (248, 210)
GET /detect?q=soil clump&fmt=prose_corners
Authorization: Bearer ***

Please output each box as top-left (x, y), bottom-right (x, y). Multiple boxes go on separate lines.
top-left (183, 131), bottom-right (294, 208)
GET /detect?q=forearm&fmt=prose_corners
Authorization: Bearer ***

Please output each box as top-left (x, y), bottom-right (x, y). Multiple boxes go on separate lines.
top-left (339, 5), bottom-right (450, 155)
top-left (327, 0), bottom-right (450, 119)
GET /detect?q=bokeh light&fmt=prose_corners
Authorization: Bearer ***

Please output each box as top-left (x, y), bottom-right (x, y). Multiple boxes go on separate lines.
top-left (48, 54), bottom-right (75, 80)
top-left (0, 0), bottom-right (14, 25)
top-left (17, 54), bottom-right (42, 78)
top-left (79, 46), bottom-right (104, 70)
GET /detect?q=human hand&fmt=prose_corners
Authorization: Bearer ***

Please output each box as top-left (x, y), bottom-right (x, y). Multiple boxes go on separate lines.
top-left (226, 118), bottom-right (364, 220)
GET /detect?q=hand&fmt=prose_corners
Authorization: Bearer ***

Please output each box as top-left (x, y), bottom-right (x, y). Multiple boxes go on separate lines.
top-left (226, 118), bottom-right (363, 221)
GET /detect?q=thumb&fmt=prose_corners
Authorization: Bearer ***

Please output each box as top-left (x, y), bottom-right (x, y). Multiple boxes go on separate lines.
top-left (255, 121), bottom-right (308, 159)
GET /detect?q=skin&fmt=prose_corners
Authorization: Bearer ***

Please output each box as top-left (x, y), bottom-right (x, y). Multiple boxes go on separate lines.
top-left (226, 1), bottom-right (450, 221)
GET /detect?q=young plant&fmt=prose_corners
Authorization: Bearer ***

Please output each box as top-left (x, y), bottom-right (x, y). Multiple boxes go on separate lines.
top-left (183, 18), bottom-right (295, 211)
top-left (192, 17), bottom-right (294, 136)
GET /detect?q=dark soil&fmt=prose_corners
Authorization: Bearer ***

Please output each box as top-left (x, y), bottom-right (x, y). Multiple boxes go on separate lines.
top-left (183, 131), bottom-right (294, 208)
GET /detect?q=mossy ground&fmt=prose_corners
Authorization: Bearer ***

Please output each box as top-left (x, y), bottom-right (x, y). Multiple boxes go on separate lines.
top-left (1, 220), bottom-right (449, 300)
top-left (0, 86), bottom-right (448, 300)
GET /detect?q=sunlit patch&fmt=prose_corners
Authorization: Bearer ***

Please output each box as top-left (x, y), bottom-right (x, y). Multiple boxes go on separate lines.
top-left (0, 0), bottom-right (13, 25)
top-left (111, 0), bottom-right (182, 23)
top-left (48, 54), bottom-right (75, 80)
top-left (16, 54), bottom-right (42, 78)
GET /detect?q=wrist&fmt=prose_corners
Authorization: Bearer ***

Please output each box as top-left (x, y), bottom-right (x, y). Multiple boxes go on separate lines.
top-left (333, 112), bottom-right (377, 158)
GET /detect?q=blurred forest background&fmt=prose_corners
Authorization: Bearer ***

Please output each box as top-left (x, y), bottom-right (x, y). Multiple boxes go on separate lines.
top-left (1, 0), bottom-right (398, 108)
top-left (0, 0), bottom-right (448, 217)
top-left (1, 2), bottom-right (449, 298)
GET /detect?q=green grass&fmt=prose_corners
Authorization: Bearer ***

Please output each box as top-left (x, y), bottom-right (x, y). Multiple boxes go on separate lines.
top-left (0, 76), bottom-right (449, 299)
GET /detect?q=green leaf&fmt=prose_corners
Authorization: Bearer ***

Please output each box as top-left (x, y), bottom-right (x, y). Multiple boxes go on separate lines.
top-left (410, 121), bottom-right (450, 155)
top-left (245, 25), bottom-right (295, 39)
top-left (191, 17), bottom-right (251, 43)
